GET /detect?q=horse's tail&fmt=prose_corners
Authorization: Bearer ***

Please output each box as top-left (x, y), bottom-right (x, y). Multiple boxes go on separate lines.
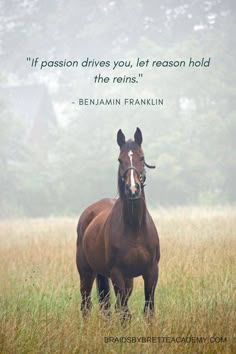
top-left (96, 274), bottom-right (110, 311)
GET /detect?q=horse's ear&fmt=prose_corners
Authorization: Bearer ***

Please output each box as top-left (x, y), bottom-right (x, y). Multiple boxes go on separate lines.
top-left (134, 127), bottom-right (143, 146)
top-left (117, 129), bottom-right (126, 148)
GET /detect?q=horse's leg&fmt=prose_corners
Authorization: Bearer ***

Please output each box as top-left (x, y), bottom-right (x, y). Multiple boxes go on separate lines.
top-left (79, 269), bottom-right (95, 317)
top-left (111, 268), bottom-right (131, 321)
top-left (96, 274), bottom-right (111, 315)
top-left (125, 278), bottom-right (133, 301)
top-left (143, 265), bottom-right (159, 316)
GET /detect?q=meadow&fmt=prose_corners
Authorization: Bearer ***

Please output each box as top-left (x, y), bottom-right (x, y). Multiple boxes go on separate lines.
top-left (0, 207), bottom-right (235, 354)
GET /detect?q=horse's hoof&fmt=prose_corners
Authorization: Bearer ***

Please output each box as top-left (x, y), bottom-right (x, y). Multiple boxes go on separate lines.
top-left (143, 309), bottom-right (155, 323)
top-left (120, 311), bottom-right (132, 326)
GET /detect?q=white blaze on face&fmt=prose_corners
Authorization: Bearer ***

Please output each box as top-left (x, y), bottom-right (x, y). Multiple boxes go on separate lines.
top-left (128, 150), bottom-right (136, 193)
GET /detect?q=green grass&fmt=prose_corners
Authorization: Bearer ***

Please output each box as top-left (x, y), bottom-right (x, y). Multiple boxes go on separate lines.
top-left (0, 208), bottom-right (235, 353)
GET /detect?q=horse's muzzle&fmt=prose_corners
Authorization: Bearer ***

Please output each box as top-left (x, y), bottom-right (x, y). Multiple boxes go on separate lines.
top-left (125, 183), bottom-right (141, 200)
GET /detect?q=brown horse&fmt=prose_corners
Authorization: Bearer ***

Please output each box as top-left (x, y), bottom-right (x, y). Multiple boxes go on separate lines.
top-left (76, 128), bottom-right (160, 319)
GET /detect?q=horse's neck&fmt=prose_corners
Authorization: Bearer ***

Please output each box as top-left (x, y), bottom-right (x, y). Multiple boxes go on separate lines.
top-left (122, 192), bottom-right (146, 229)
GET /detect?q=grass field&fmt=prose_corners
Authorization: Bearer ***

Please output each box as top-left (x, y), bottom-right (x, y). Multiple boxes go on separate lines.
top-left (0, 207), bottom-right (235, 354)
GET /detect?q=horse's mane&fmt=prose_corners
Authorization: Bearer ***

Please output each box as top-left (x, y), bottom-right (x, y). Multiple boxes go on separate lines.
top-left (121, 139), bottom-right (139, 151)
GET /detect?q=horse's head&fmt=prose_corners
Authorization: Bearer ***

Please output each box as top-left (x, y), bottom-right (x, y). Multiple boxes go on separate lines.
top-left (117, 127), bottom-right (153, 200)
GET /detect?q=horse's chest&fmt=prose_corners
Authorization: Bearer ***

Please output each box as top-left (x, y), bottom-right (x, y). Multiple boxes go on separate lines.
top-left (116, 243), bottom-right (151, 276)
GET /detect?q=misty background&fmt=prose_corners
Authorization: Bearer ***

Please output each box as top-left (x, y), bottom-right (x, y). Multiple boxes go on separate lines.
top-left (0, 0), bottom-right (235, 217)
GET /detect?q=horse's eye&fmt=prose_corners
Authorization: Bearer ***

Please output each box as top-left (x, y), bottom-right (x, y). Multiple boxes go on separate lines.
top-left (139, 156), bottom-right (144, 161)
top-left (118, 158), bottom-right (122, 164)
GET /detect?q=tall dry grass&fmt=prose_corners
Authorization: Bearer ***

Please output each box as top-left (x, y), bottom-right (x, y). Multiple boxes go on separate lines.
top-left (0, 207), bottom-right (235, 353)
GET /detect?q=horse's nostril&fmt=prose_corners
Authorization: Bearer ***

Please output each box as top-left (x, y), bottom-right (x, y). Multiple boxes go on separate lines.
top-left (125, 183), bottom-right (141, 198)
